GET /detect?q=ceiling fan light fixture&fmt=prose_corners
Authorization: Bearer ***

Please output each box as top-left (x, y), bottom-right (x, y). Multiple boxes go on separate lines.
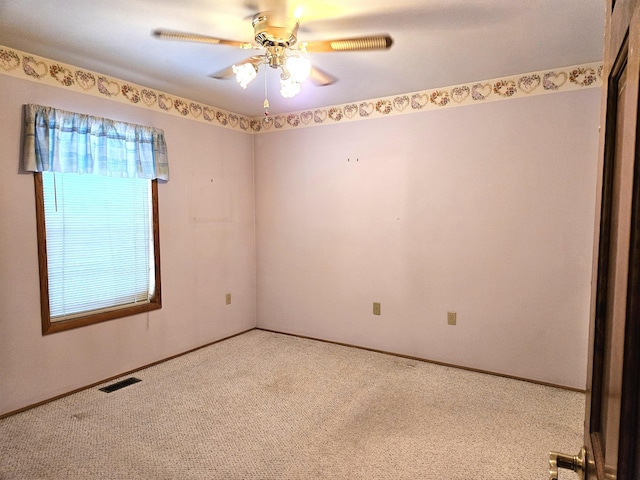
top-left (232, 63), bottom-right (258, 89)
top-left (285, 55), bottom-right (311, 83)
top-left (154, 9), bottom-right (394, 108)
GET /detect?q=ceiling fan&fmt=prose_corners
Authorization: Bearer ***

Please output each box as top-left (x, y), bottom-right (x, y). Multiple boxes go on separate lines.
top-left (152, 5), bottom-right (393, 111)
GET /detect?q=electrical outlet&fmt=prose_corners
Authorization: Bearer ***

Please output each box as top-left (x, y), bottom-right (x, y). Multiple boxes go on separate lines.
top-left (226, 293), bottom-right (231, 305)
top-left (447, 311), bottom-right (456, 325)
top-left (373, 302), bottom-right (381, 315)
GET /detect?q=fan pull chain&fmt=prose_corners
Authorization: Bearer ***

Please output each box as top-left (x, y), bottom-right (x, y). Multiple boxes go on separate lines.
top-left (263, 64), bottom-right (270, 116)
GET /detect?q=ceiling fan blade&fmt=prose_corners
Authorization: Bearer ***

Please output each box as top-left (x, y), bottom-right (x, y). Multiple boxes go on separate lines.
top-left (302, 35), bottom-right (393, 53)
top-left (152, 29), bottom-right (254, 49)
top-left (308, 66), bottom-right (338, 86)
top-left (210, 56), bottom-right (265, 79)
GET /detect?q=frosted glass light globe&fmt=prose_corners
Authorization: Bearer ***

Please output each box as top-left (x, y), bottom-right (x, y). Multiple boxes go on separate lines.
top-left (285, 56), bottom-right (311, 83)
top-left (232, 63), bottom-right (257, 89)
top-left (280, 77), bottom-right (301, 98)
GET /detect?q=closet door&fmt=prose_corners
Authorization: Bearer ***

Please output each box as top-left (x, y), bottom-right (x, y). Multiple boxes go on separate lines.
top-left (583, 0), bottom-right (640, 478)
top-left (549, 1), bottom-right (640, 479)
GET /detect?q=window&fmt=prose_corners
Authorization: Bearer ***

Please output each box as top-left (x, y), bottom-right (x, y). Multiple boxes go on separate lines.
top-left (35, 172), bottom-right (161, 334)
top-left (22, 104), bottom-right (168, 334)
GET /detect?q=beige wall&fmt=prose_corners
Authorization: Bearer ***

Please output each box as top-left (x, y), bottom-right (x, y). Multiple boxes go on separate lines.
top-left (0, 68), bottom-right (601, 416)
top-left (254, 90), bottom-right (600, 389)
top-left (0, 75), bottom-right (257, 416)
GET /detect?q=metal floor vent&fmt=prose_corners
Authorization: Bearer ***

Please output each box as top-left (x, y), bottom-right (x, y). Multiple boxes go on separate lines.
top-left (99, 377), bottom-right (142, 393)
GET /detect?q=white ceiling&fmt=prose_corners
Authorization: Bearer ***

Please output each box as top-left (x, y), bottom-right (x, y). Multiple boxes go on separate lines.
top-left (0, 0), bottom-right (605, 117)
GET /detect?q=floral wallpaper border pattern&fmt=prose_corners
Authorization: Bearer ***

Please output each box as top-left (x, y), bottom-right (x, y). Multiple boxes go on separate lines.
top-left (0, 46), bottom-right (253, 132)
top-left (1, 45), bottom-right (602, 135)
top-left (251, 61), bottom-right (603, 133)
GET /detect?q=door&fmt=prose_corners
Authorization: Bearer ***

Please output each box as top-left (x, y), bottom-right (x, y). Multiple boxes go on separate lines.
top-left (551, 1), bottom-right (640, 479)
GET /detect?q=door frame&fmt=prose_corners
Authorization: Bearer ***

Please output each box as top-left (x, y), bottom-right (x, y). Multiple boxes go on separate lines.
top-left (583, 0), bottom-right (640, 478)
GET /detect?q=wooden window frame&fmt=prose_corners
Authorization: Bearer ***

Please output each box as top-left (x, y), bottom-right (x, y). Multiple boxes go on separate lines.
top-left (34, 173), bottom-right (162, 335)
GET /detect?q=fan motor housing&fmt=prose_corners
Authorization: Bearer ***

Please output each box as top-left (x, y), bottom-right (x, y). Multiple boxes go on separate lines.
top-left (253, 12), bottom-right (298, 48)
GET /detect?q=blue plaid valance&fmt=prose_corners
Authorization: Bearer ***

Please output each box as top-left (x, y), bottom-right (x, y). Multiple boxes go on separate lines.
top-left (22, 104), bottom-right (169, 180)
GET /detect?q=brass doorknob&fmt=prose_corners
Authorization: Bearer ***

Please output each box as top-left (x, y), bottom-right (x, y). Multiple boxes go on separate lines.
top-left (549, 447), bottom-right (586, 480)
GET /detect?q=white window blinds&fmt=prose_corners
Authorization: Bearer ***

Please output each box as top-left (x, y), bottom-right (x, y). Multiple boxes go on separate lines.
top-left (42, 172), bottom-right (155, 320)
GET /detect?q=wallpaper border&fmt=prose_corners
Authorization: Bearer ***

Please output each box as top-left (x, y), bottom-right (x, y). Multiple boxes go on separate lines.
top-left (1, 45), bottom-right (602, 135)
top-left (0, 45), bottom-right (253, 133)
top-left (250, 61), bottom-right (603, 133)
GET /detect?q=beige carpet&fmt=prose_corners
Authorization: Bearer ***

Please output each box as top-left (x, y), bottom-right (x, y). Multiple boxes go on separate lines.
top-left (0, 330), bottom-right (583, 479)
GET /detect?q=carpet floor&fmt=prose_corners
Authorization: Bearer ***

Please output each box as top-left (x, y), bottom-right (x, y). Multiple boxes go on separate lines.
top-left (0, 329), bottom-right (583, 479)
